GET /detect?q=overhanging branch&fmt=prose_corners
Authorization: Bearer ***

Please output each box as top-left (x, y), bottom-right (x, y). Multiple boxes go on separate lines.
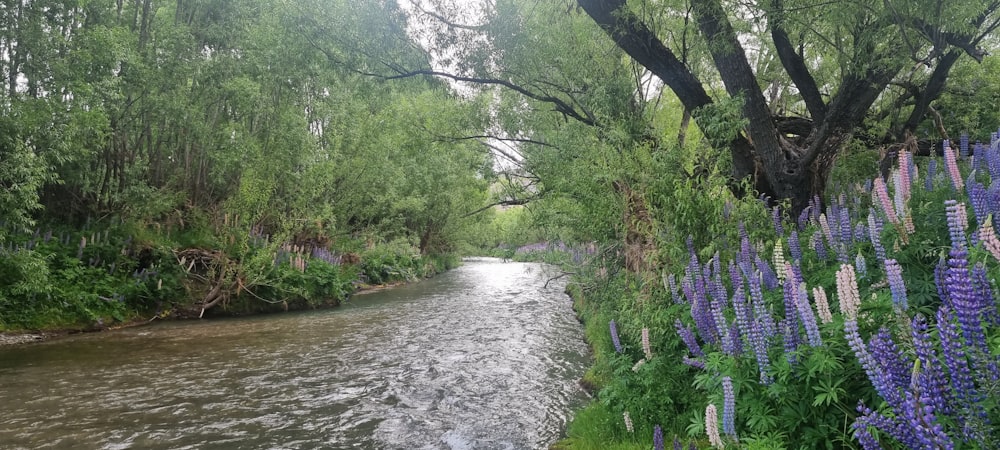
top-left (384, 70), bottom-right (598, 126)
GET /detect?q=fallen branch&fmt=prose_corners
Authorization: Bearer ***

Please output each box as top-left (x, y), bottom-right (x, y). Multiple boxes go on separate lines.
top-left (545, 272), bottom-right (576, 289)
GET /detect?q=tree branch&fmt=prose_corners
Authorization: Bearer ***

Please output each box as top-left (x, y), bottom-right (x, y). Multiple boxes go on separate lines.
top-left (462, 198), bottom-right (534, 218)
top-left (576, 0), bottom-right (762, 193)
top-left (576, 0), bottom-right (712, 112)
top-left (383, 69), bottom-right (597, 126)
top-left (768, 0), bottom-right (827, 123)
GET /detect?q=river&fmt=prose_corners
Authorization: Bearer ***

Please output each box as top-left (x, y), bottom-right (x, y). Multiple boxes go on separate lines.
top-left (0, 258), bottom-right (590, 449)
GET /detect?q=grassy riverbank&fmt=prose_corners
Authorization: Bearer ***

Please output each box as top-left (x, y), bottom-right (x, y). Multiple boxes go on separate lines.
top-left (0, 215), bottom-right (459, 334)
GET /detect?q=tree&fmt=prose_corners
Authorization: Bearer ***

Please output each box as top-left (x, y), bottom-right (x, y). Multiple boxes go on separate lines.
top-left (576, 0), bottom-right (999, 213)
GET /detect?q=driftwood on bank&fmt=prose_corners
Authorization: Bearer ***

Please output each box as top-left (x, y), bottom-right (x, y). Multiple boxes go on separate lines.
top-left (174, 248), bottom-right (234, 318)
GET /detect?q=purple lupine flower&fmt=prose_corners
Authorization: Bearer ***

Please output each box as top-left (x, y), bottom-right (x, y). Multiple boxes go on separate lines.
top-left (728, 260), bottom-right (742, 291)
top-left (675, 319), bottom-right (704, 357)
top-left (755, 254), bottom-right (779, 290)
top-left (851, 416), bottom-right (883, 450)
top-left (666, 273), bottom-right (683, 304)
top-left (728, 320), bottom-right (743, 356)
top-left (868, 210), bottom-right (887, 262)
top-left (972, 263), bottom-right (999, 326)
top-left (855, 253), bottom-right (867, 279)
top-left (960, 132), bottom-right (970, 158)
top-left (926, 158), bottom-right (937, 191)
top-left (968, 180), bottom-right (990, 228)
top-left (937, 307), bottom-right (978, 405)
top-left (710, 277), bottom-right (735, 356)
top-left (692, 293), bottom-right (719, 345)
top-left (883, 259), bottom-right (908, 310)
top-left (772, 206), bottom-right (784, 235)
top-left (673, 437), bottom-right (683, 450)
top-left (746, 274), bottom-right (774, 384)
top-left (811, 231), bottom-right (827, 261)
top-left (854, 222), bottom-right (867, 243)
top-left (944, 201), bottom-right (988, 352)
top-left (839, 203), bottom-right (853, 245)
top-left (747, 270), bottom-right (777, 340)
top-left (653, 425), bottom-right (664, 450)
top-left (797, 206), bottom-right (811, 230)
top-left (990, 181), bottom-right (1000, 217)
top-left (868, 329), bottom-right (909, 397)
top-left (788, 230), bottom-right (803, 262)
top-left (682, 356), bottom-right (706, 370)
top-left (986, 142), bottom-right (1000, 180)
top-left (722, 376), bottom-right (737, 438)
top-left (845, 319), bottom-right (902, 409)
top-left (911, 315), bottom-right (952, 416)
top-left (782, 319), bottom-right (799, 365)
top-left (609, 320), bottom-right (623, 353)
top-left (795, 281), bottom-right (823, 347)
top-left (731, 277), bottom-right (752, 347)
top-left (855, 402), bottom-right (924, 449)
top-left (900, 390), bottom-right (955, 449)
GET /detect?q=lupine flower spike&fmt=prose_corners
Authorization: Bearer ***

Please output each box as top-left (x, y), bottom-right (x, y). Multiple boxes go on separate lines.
top-left (642, 327), bottom-right (653, 359)
top-left (873, 178), bottom-right (899, 225)
top-left (813, 286), bottom-right (833, 324)
top-left (836, 264), bottom-right (861, 320)
top-left (979, 215), bottom-right (1000, 262)
top-left (722, 376), bottom-right (737, 439)
top-left (773, 240), bottom-right (786, 283)
top-left (706, 404), bottom-right (724, 449)
top-left (609, 320), bottom-right (622, 353)
top-left (944, 144), bottom-right (964, 191)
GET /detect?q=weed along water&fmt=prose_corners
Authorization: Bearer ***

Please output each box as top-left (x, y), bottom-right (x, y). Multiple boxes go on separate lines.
top-left (0, 259), bottom-right (590, 449)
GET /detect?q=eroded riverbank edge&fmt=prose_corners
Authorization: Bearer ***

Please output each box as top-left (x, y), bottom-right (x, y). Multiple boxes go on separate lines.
top-left (0, 277), bottom-right (427, 348)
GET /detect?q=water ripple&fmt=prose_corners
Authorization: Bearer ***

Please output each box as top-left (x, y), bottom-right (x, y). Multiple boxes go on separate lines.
top-left (0, 260), bottom-right (589, 449)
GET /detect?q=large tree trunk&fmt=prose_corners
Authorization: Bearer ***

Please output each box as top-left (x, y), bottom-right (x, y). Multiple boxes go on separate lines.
top-left (578, 0), bottom-right (904, 216)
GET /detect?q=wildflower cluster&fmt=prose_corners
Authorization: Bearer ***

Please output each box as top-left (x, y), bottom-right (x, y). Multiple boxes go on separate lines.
top-left (603, 131), bottom-right (1000, 449)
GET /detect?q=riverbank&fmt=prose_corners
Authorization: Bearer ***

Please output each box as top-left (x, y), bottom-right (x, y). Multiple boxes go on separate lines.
top-left (0, 218), bottom-right (460, 341)
top-left (0, 270), bottom-right (450, 347)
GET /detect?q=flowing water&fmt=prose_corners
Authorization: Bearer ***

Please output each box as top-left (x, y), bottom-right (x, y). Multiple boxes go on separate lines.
top-left (0, 259), bottom-right (590, 449)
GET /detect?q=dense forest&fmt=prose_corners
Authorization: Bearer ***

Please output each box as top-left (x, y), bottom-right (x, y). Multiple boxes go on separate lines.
top-left (0, 0), bottom-right (498, 327)
top-left (4, 0), bottom-right (1000, 448)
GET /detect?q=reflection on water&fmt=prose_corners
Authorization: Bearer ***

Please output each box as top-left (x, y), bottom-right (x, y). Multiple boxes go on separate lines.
top-left (0, 259), bottom-right (590, 449)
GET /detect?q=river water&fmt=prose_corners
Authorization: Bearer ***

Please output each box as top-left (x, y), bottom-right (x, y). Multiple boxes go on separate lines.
top-left (0, 259), bottom-right (590, 449)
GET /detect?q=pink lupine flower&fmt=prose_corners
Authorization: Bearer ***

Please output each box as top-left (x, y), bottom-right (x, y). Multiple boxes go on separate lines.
top-left (813, 286), bottom-right (833, 324)
top-left (836, 264), bottom-right (861, 320)
top-left (819, 213), bottom-right (834, 244)
top-left (979, 217), bottom-right (1000, 262)
top-left (897, 151), bottom-right (912, 202)
top-left (944, 145), bottom-right (963, 191)
top-left (706, 404), bottom-right (724, 448)
top-left (873, 177), bottom-right (900, 224)
top-left (892, 170), bottom-right (906, 217)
